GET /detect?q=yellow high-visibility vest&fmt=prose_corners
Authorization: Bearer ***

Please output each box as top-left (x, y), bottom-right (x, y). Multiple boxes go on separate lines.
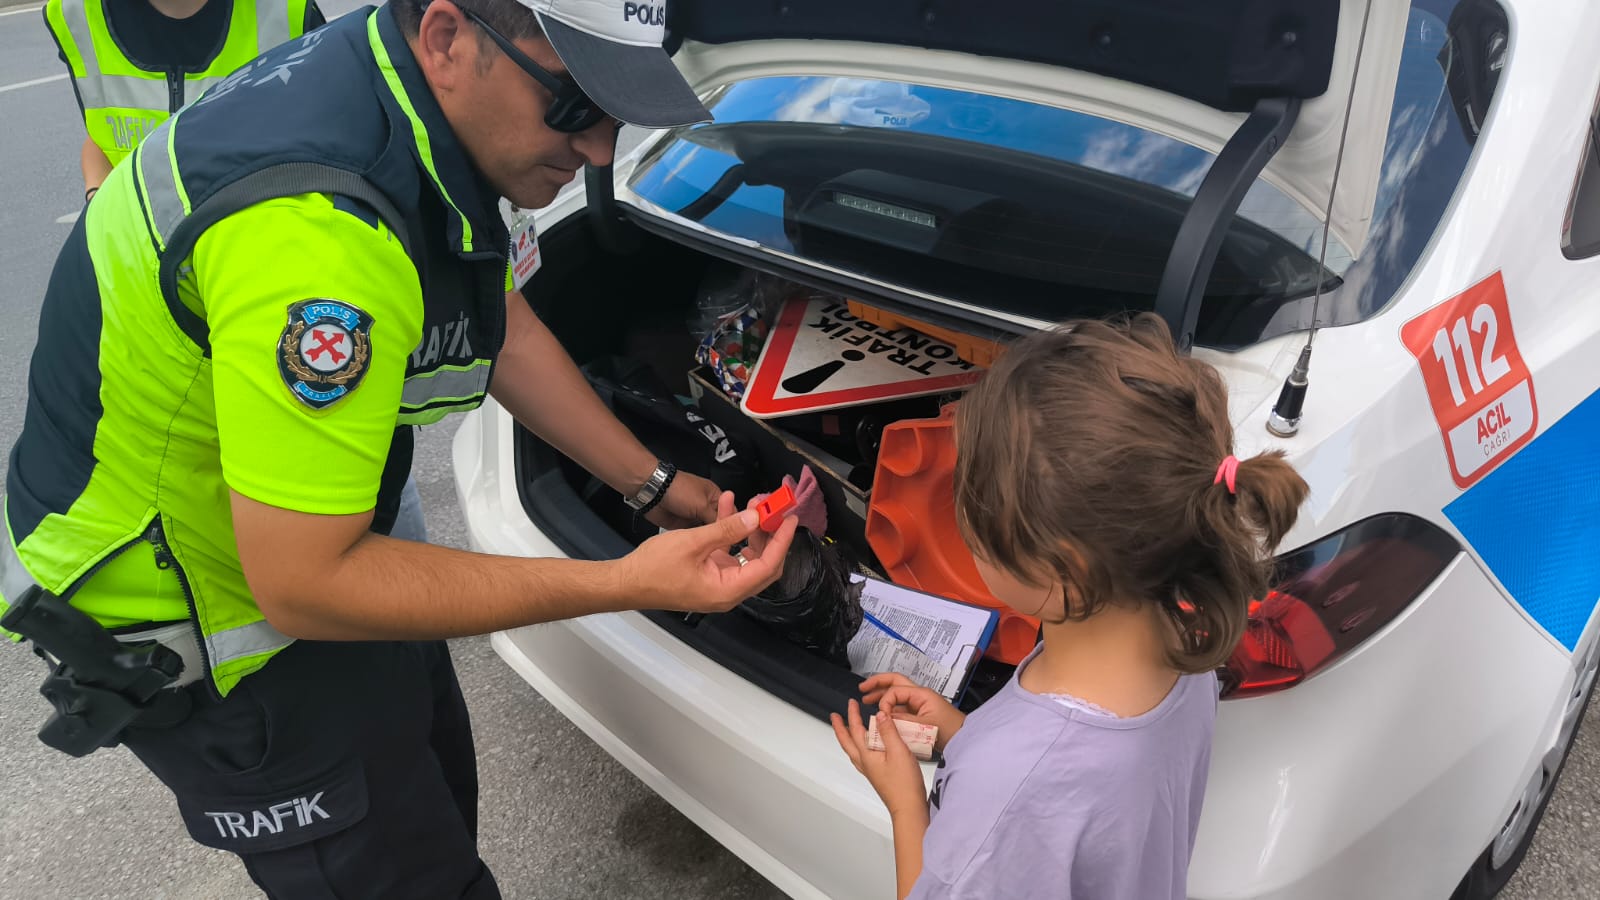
top-left (45, 0), bottom-right (310, 168)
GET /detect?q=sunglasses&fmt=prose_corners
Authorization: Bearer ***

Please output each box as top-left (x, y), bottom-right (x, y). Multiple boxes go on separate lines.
top-left (456, 6), bottom-right (618, 133)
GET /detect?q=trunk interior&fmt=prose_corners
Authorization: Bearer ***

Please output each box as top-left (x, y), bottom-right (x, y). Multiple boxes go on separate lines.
top-left (514, 211), bottom-right (1021, 722)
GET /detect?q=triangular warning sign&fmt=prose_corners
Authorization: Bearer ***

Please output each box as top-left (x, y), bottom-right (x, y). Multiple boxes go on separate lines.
top-left (741, 296), bottom-right (984, 418)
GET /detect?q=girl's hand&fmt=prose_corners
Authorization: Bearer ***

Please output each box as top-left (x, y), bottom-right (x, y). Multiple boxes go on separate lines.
top-left (859, 672), bottom-right (918, 705)
top-left (860, 675), bottom-right (967, 752)
top-left (832, 699), bottom-right (930, 821)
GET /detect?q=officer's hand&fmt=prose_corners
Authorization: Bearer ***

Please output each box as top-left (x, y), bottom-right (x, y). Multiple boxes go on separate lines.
top-left (618, 491), bottom-right (797, 613)
top-left (645, 470), bottom-right (722, 529)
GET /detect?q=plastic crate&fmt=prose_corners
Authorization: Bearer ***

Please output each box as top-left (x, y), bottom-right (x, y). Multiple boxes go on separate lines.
top-left (865, 404), bottom-right (1040, 665)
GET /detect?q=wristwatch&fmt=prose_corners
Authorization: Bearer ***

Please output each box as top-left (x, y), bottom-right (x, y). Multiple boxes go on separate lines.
top-left (624, 460), bottom-right (677, 514)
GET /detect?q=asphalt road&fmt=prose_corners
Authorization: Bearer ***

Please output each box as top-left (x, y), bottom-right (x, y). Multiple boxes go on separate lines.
top-left (0, 4), bottom-right (1597, 899)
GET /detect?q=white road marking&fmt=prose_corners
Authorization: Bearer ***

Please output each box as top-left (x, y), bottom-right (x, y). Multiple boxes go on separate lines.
top-left (0, 73), bottom-right (66, 94)
top-left (0, 5), bottom-right (45, 17)
top-left (55, 211), bottom-right (78, 224)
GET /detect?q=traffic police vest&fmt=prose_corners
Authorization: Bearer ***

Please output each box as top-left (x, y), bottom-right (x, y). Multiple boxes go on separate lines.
top-left (2, 5), bottom-right (509, 697)
top-left (44, 0), bottom-right (312, 168)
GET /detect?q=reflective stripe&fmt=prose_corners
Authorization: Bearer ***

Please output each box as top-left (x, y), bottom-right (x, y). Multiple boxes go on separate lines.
top-left (4, 502), bottom-right (287, 673)
top-left (56, 0), bottom-right (167, 111)
top-left (59, 0), bottom-right (300, 125)
top-left (208, 618), bottom-right (292, 666)
top-left (0, 522), bottom-right (40, 606)
top-left (257, 0), bottom-right (292, 54)
top-left (401, 362), bottom-right (490, 409)
top-left (94, 74), bottom-right (169, 112)
top-left (56, 0), bottom-right (102, 105)
top-left (117, 621), bottom-right (205, 687)
top-left (57, 0), bottom-right (97, 78)
top-left (137, 122), bottom-right (189, 249)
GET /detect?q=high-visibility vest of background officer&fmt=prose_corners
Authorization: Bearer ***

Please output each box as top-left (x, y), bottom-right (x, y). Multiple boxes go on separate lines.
top-left (44, 0), bottom-right (324, 203)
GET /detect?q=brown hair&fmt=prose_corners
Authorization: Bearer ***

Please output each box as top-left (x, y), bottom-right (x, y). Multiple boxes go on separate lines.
top-left (953, 312), bottom-right (1310, 673)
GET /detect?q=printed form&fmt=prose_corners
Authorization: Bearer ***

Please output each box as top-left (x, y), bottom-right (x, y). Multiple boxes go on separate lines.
top-left (846, 575), bottom-right (997, 701)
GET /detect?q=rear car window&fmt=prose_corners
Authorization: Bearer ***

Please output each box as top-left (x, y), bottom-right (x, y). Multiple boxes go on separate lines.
top-left (624, 0), bottom-right (1507, 349)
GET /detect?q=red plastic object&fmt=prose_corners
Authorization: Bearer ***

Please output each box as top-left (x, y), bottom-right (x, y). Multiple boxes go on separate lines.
top-left (755, 484), bottom-right (797, 532)
top-left (865, 404), bottom-right (1040, 665)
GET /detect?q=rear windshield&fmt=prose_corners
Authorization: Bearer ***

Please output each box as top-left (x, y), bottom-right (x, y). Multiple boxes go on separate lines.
top-left (624, 0), bottom-right (1507, 348)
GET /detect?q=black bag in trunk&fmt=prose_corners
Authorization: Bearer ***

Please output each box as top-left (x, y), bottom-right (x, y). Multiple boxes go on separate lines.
top-left (580, 356), bottom-right (765, 542)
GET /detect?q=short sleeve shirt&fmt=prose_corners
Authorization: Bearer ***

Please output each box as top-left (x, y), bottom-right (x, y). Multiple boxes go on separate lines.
top-left (909, 648), bottom-right (1219, 900)
top-left (192, 193), bottom-right (424, 515)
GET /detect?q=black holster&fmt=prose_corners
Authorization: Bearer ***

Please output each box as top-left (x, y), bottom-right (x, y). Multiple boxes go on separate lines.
top-left (1, 586), bottom-right (192, 757)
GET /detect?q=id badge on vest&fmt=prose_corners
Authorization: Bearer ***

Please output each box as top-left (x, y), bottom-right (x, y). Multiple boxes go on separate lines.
top-left (508, 208), bottom-right (541, 292)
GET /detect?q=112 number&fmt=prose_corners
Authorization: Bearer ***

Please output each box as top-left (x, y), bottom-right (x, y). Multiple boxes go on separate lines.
top-left (1429, 303), bottom-right (1513, 407)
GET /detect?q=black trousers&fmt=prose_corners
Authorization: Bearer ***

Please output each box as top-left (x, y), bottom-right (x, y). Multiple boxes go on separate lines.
top-left (121, 639), bottom-right (501, 899)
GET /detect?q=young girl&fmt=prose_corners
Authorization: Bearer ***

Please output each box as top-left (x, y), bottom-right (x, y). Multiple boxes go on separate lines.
top-left (831, 312), bottom-right (1310, 899)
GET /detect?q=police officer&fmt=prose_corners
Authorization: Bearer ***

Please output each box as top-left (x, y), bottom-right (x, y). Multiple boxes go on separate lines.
top-left (1, 0), bottom-right (796, 895)
top-left (44, 0), bottom-right (327, 202)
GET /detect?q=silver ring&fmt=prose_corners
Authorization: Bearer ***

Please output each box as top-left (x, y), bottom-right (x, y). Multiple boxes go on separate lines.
top-left (735, 552), bottom-right (750, 568)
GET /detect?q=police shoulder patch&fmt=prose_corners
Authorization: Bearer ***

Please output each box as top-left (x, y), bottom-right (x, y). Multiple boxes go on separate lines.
top-left (278, 299), bottom-right (373, 410)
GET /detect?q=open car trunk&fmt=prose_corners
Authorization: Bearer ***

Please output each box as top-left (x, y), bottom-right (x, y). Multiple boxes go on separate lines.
top-left (514, 209), bottom-right (1019, 722)
top-left (511, 0), bottom-right (1434, 723)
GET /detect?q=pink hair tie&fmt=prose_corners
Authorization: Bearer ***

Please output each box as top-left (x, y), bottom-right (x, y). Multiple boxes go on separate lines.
top-left (1214, 455), bottom-right (1240, 494)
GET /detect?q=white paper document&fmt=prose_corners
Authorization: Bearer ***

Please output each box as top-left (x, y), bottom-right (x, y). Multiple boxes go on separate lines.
top-left (846, 575), bottom-right (998, 701)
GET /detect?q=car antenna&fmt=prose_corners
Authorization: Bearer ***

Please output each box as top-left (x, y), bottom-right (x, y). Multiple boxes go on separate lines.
top-left (1268, 0), bottom-right (1377, 438)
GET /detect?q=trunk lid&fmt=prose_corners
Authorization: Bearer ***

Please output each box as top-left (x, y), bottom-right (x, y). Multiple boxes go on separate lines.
top-left (664, 0), bottom-right (1408, 261)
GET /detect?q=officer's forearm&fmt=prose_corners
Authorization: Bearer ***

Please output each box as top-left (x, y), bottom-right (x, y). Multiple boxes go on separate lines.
top-left (232, 489), bottom-right (778, 640)
top-left (278, 534), bottom-right (633, 640)
top-left (488, 291), bottom-right (659, 496)
top-left (231, 490), bottom-right (633, 640)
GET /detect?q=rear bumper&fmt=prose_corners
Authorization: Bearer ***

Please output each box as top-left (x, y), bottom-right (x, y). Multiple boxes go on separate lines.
top-left (490, 620), bottom-right (899, 900)
top-left (454, 401), bottom-right (1578, 900)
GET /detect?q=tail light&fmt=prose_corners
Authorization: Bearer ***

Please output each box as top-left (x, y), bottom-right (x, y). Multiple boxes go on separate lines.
top-left (1219, 513), bottom-right (1460, 699)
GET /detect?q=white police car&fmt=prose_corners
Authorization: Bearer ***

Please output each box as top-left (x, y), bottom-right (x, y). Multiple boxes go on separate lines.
top-left (454, 0), bottom-right (1600, 895)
